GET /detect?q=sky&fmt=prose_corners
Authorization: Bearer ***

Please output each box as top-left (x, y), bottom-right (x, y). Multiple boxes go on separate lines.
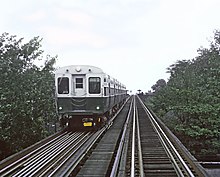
top-left (1, 0), bottom-right (220, 93)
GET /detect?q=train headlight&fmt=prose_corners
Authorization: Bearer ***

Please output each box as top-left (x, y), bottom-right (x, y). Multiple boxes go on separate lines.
top-left (59, 106), bottom-right (63, 110)
top-left (96, 106), bottom-right (100, 110)
top-left (76, 66), bottom-right (81, 72)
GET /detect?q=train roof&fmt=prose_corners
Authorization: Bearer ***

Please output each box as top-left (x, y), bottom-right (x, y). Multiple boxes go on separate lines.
top-left (55, 65), bottom-right (126, 89)
top-left (55, 65), bottom-right (104, 74)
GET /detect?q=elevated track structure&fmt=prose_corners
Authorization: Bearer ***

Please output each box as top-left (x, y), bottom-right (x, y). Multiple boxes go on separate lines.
top-left (0, 96), bottom-right (210, 177)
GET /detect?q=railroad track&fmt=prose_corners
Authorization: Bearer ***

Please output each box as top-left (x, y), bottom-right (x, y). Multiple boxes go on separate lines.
top-left (74, 98), bottom-right (132, 176)
top-left (130, 96), bottom-right (181, 176)
top-left (1, 96), bottom-right (210, 176)
top-left (0, 131), bottom-right (102, 176)
top-left (0, 98), bottom-right (130, 177)
top-left (110, 95), bottom-right (209, 177)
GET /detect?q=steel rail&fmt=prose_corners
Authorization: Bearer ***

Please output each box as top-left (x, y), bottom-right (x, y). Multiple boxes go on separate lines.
top-left (1, 97), bottom-right (131, 177)
top-left (19, 132), bottom-right (77, 168)
top-left (27, 132), bottom-right (91, 177)
top-left (65, 98), bottom-right (131, 176)
top-left (131, 96), bottom-right (136, 177)
top-left (56, 127), bottom-right (107, 177)
top-left (137, 95), bottom-right (195, 177)
top-left (38, 132), bottom-right (94, 177)
top-left (45, 131), bottom-right (94, 176)
top-left (71, 98), bottom-right (130, 176)
top-left (110, 96), bottom-right (134, 177)
top-left (144, 111), bottom-right (184, 177)
top-left (13, 132), bottom-right (85, 177)
top-left (135, 101), bottom-right (145, 177)
top-left (148, 108), bottom-right (210, 177)
top-left (0, 131), bottom-right (67, 177)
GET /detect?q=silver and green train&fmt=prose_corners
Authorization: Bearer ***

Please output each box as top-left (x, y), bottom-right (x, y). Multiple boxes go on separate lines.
top-left (55, 65), bottom-right (127, 130)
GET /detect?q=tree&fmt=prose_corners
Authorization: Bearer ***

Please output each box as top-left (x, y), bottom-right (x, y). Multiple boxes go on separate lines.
top-left (0, 33), bottom-right (57, 159)
top-left (151, 79), bottom-right (167, 92)
top-left (149, 30), bottom-right (220, 158)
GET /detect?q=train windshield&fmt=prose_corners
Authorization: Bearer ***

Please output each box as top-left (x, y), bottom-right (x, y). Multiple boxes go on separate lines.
top-left (89, 77), bottom-right (101, 94)
top-left (58, 77), bottom-right (69, 94)
top-left (76, 78), bottom-right (83, 88)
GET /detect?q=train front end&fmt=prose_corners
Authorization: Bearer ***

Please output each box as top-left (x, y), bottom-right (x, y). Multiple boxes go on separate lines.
top-left (55, 65), bottom-right (107, 130)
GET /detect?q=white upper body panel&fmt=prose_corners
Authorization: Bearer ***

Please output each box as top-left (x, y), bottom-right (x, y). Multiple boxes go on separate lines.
top-left (55, 65), bottom-right (104, 75)
top-left (55, 65), bottom-right (126, 98)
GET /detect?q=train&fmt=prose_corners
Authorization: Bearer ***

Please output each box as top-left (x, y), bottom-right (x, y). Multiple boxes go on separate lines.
top-left (55, 65), bottom-right (127, 129)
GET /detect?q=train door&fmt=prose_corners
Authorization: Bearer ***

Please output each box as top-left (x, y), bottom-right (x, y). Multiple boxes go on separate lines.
top-left (72, 75), bottom-right (86, 96)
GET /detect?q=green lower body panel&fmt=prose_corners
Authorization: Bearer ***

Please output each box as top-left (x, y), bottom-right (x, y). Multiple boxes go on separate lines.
top-left (57, 96), bottom-right (126, 129)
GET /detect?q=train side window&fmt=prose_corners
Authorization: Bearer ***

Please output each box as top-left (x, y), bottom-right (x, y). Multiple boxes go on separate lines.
top-left (89, 77), bottom-right (101, 94)
top-left (108, 83), bottom-right (110, 94)
top-left (76, 78), bottom-right (83, 89)
top-left (58, 77), bottom-right (69, 94)
top-left (104, 87), bottom-right (107, 96)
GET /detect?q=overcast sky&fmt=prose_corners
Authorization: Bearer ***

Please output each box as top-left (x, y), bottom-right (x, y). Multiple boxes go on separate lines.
top-left (1, 0), bottom-right (219, 93)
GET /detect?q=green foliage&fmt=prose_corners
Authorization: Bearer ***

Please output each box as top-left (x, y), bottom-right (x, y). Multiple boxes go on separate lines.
top-left (0, 33), bottom-right (57, 159)
top-left (151, 79), bottom-right (166, 92)
top-left (149, 30), bottom-right (220, 157)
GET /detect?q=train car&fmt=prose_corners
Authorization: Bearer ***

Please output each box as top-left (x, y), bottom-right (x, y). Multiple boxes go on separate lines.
top-left (55, 65), bottom-right (127, 129)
